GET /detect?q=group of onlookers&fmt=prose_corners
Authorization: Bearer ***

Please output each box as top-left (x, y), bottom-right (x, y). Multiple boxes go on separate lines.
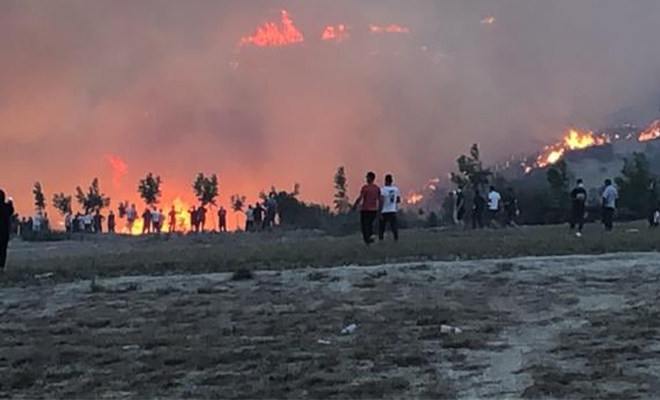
top-left (244, 194), bottom-right (279, 232)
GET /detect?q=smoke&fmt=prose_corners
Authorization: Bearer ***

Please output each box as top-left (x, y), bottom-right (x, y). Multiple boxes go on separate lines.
top-left (2, 0), bottom-right (660, 220)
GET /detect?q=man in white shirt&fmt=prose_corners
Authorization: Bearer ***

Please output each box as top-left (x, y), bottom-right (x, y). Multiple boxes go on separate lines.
top-left (487, 186), bottom-right (501, 228)
top-left (602, 179), bottom-right (618, 231)
top-left (379, 174), bottom-right (401, 241)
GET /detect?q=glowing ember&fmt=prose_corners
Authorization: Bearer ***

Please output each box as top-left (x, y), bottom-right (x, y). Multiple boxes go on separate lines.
top-left (107, 155), bottom-right (128, 188)
top-left (239, 10), bottom-right (304, 48)
top-left (322, 24), bottom-right (350, 42)
top-left (481, 16), bottom-right (496, 25)
top-left (369, 24), bottom-right (410, 34)
top-left (406, 193), bottom-right (424, 205)
top-left (639, 120), bottom-right (660, 142)
top-left (535, 129), bottom-right (607, 168)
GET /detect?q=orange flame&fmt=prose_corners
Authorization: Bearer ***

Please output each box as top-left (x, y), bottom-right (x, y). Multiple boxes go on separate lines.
top-left (369, 24), bottom-right (410, 34)
top-left (107, 155), bottom-right (128, 189)
top-left (406, 193), bottom-right (424, 205)
top-left (639, 120), bottom-right (660, 142)
top-left (535, 129), bottom-right (607, 168)
top-left (322, 24), bottom-right (350, 42)
top-left (481, 16), bottom-right (496, 25)
top-left (239, 10), bottom-right (304, 48)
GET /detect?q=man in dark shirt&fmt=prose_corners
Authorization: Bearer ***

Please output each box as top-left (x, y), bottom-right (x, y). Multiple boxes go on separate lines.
top-left (570, 179), bottom-right (588, 236)
top-left (472, 189), bottom-right (485, 229)
top-left (353, 172), bottom-right (380, 245)
top-left (253, 203), bottom-right (264, 232)
top-left (0, 190), bottom-right (15, 270)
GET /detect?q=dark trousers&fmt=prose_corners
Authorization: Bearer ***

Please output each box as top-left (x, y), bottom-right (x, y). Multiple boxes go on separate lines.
top-left (360, 211), bottom-right (378, 244)
top-left (602, 207), bottom-right (615, 231)
top-left (379, 213), bottom-right (399, 241)
top-left (570, 207), bottom-right (585, 232)
top-left (0, 239), bottom-right (8, 270)
top-left (472, 210), bottom-right (484, 229)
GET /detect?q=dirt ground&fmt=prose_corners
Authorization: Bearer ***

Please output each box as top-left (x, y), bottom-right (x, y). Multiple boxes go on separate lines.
top-left (2, 250), bottom-right (660, 399)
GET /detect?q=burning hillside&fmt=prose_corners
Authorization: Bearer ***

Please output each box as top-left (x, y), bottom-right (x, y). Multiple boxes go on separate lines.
top-left (639, 120), bottom-right (660, 142)
top-left (534, 129), bottom-right (608, 169)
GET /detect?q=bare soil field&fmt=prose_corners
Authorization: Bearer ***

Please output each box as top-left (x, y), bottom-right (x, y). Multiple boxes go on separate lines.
top-left (2, 230), bottom-right (660, 398)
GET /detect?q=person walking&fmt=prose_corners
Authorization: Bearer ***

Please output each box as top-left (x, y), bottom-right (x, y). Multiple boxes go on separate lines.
top-left (472, 189), bottom-right (485, 229)
top-left (379, 174), bottom-right (401, 241)
top-left (602, 179), bottom-right (618, 231)
top-left (0, 190), bottom-right (15, 271)
top-left (487, 186), bottom-right (501, 228)
top-left (570, 179), bottom-right (587, 236)
top-left (353, 171), bottom-right (381, 245)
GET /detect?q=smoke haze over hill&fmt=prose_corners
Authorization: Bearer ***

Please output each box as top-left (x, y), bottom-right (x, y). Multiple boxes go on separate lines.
top-left (2, 0), bottom-right (660, 220)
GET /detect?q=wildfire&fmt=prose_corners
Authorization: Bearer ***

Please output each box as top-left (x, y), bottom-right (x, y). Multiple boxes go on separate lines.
top-left (369, 24), bottom-right (410, 34)
top-left (535, 129), bottom-right (607, 168)
top-left (122, 197), bottom-right (193, 236)
top-left (322, 24), bottom-right (350, 43)
top-left (481, 16), bottom-right (496, 25)
top-left (638, 119), bottom-right (660, 142)
top-left (406, 193), bottom-right (424, 205)
top-left (107, 155), bottom-right (128, 189)
top-left (239, 10), bottom-right (304, 48)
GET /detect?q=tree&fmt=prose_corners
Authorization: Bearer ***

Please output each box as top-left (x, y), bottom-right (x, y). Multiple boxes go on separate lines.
top-left (193, 173), bottom-right (219, 206)
top-left (33, 182), bottom-right (46, 212)
top-left (333, 166), bottom-right (350, 213)
top-left (52, 193), bottom-right (72, 216)
top-left (450, 143), bottom-right (492, 191)
top-left (230, 194), bottom-right (246, 213)
top-left (138, 173), bottom-right (162, 207)
top-left (76, 178), bottom-right (110, 214)
top-left (616, 152), bottom-right (655, 218)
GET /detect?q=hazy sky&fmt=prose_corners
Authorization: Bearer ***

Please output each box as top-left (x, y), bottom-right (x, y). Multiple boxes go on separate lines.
top-left (2, 0), bottom-right (660, 223)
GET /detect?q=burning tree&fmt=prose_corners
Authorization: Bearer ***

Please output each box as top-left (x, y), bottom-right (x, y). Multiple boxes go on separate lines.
top-left (450, 144), bottom-right (492, 191)
top-left (76, 178), bottom-right (110, 214)
top-left (616, 152), bottom-right (656, 218)
top-left (52, 193), bottom-right (72, 216)
top-left (33, 182), bottom-right (46, 212)
top-left (138, 173), bottom-right (162, 207)
top-left (333, 166), bottom-right (350, 213)
top-left (193, 173), bottom-right (219, 206)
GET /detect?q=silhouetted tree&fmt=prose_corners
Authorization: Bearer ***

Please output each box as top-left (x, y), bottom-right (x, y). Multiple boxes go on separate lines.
top-left (33, 182), bottom-right (46, 212)
top-left (76, 178), bottom-right (110, 214)
top-left (451, 144), bottom-right (492, 191)
top-left (193, 173), bottom-right (219, 206)
top-left (52, 193), bottom-right (72, 216)
top-left (138, 173), bottom-right (162, 207)
top-left (616, 152), bottom-right (655, 218)
top-left (333, 166), bottom-right (350, 213)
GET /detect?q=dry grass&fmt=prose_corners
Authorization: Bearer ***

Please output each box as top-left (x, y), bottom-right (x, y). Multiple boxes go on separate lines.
top-left (2, 220), bottom-right (659, 286)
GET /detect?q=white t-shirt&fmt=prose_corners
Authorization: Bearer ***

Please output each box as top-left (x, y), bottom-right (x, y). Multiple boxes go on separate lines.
top-left (151, 210), bottom-right (161, 223)
top-left (488, 191), bottom-right (501, 211)
top-left (380, 185), bottom-right (400, 214)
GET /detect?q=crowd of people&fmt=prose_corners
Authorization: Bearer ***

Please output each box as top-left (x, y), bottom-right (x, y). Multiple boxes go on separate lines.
top-left (243, 194), bottom-right (278, 232)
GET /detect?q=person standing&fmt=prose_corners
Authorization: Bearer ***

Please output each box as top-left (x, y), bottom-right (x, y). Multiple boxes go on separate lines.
top-left (503, 188), bottom-right (519, 227)
top-left (487, 186), bottom-right (501, 228)
top-left (0, 190), bottom-right (15, 271)
top-left (168, 206), bottom-right (177, 233)
top-left (142, 208), bottom-right (152, 234)
top-left (198, 205), bottom-right (207, 232)
top-left (127, 204), bottom-right (137, 232)
top-left (379, 174), bottom-right (401, 241)
top-left (353, 171), bottom-right (381, 245)
top-left (245, 206), bottom-right (255, 232)
top-left (108, 211), bottom-right (116, 234)
top-left (454, 189), bottom-right (466, 228)
top-left (472, 189), bottom-right (485, 229)
top-left (602, 179), bottom-right (618, 231)
top-left (253, 203), bottom-right (264, 232)
top-left (218, 206), bottom-right (227, 232)
top-left (570, 179), bottom-right (588, 236)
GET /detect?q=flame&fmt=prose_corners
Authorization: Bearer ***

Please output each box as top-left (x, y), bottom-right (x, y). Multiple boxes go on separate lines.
top-left (107, 155), bottom-right (128, 189)
top-left (535, 129), bottom-right (607, 168)
top-left (481, 16), bottom-right (496, 25)
top-left (369, 24), bottom-right (410, 34)
top-left (322, 24), bottom-right (350, 42)
top-left (122, 197), bottom-right (193, 236)
top-left (406, 193), bottom-right (424, 205)
top-left (239, 10), bottom-right (304, 48)
top-left (639, 120), bottom-right (660, 142)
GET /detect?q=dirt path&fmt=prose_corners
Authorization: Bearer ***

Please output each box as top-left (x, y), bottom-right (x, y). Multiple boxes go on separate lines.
top-left (2, 253), bottom-right (660, 398)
